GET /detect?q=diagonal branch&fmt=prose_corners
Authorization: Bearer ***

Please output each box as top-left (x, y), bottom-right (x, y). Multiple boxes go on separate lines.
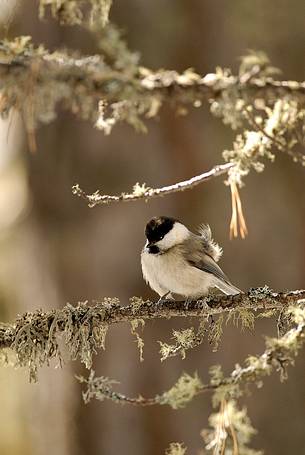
top-left (71, 162), bottom-right (234, 207)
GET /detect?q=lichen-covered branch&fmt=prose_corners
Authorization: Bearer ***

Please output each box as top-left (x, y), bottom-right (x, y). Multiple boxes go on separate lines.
top-left (39, 0), bottom-right (113, 26)
top-left (72, 163), bottom-right (234, 207)
top-left (0, 288), bottom-right (304, 380)
top-left (0, 37), bottom-right (304, 134)
top-left (79, 305), bottom-right (305, 409)
top-left (224, 99), bottom-right (305, 190)
top-left (78, 370), bottom-right (207, 408)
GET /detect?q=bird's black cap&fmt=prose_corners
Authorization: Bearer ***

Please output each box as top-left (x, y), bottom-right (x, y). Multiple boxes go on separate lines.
top-left (145, 216), bottom-right (177, 244)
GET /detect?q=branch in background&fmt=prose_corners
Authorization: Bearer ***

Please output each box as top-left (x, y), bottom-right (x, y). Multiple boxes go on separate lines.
top-left (39, 0), bottom-right (113, 26)
top-left (224, 99), bottom-right (305, 189)
top-left (71, 163), bottom-right (234, 207)
top-left (78, 305), bottom-right (305, 409)
top-left (0, 39), bottom-right (303, 230)
top-left (0, 37), bottom-right (304, 135)
top-left (0, 287), bottom-right (304, 380)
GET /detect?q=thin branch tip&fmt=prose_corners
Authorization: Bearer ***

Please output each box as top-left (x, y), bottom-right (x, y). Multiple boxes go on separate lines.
top-left (72, 162), bottom-right (235, 207)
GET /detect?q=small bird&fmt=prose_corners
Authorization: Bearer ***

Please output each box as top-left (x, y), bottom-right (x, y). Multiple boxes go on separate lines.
top-left (141, 216), bottom-right (241, 299)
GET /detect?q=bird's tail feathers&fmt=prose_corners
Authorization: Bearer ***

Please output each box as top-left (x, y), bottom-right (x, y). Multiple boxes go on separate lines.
top-left (213, 278), bottom-right (241, 296)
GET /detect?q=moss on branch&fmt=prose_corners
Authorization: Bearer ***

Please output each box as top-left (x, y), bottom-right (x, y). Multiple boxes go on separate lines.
top-left (78, 305), bottom-right (305, 411)
top-left (39, 0), bottom-right (113, 26)
top-left (0, 37), bottom-right (304, 135)
top-left (0, 288), bottom-right (304, 381)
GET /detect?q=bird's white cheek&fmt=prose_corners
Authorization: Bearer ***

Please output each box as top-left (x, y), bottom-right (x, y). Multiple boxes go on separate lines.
top-left (157, 223), bottom-right (190, 250)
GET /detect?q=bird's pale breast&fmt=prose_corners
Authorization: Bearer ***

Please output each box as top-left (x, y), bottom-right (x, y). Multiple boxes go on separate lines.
top-left (141, 246), bottom-right (214, 298)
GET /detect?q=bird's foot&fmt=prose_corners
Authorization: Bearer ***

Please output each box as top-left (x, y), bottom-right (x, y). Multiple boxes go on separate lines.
top-left (184, 297), bottom-right (193, 309)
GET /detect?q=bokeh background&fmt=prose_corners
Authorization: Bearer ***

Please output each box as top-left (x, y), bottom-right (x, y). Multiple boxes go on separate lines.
top-left (0, 1), bottom-right (304, 454)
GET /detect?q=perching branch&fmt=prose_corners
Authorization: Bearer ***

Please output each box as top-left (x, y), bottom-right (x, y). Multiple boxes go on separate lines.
top-left (1, 288), bottom-right (304, 350)
top-left (0, 288), bottom-right (304, 382)
top-left (71, 163), bottom-right (234, 207)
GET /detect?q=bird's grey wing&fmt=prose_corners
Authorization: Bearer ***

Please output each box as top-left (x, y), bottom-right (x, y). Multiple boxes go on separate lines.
top-left (180, 236), bottom-right (228, 281)
top-left (185, 250), bottom-right (230, 283)
top-left (182, 244), bottom-right (241, 295)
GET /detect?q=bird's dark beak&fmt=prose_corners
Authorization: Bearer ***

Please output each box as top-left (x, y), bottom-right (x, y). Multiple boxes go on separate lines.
top-left (147, 242), bottom-right (153, 248)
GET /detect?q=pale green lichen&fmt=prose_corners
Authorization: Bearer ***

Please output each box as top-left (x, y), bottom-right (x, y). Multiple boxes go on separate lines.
top-left (226, 308), bottom-right (255, 331)
top-left (1, 36), bottom-right (304, 177)
top-left (223, 98), bottom-right (305, 187)
top-left (95, 100), bottom-right (147, 135)
top-left (159, 319), bottom-right (207, 361)
top-left (159, 372), bottom-right (203, 409)
top-left (208, 51), bottom-right (305, 188)
top-left (130, 319), bottom-right (145, 362)
top-left (257, 309), bottom-right (277, 318)
top-left (75, 304), bottom-right (305, 433)
top-left (165, 442), bottom-right (187, 455)
top-left (129, 296), bottom-right (147, 315)
top-left (77, 369), bottom-right (119, 404)
top-left (7, 298), bottom-right (120, 381)
top-left (132, 182), bottom-right (152, 198)
top-left (159, 328), bottom-right (196, 361)
top-left (208, 315), bottom-right (224, 352)
top-left (202, 399), bottom-right (262, 455)
top-left (248, 285), bottom-right (274, 300)
top-left (39, 0), bottom-right (113, 26)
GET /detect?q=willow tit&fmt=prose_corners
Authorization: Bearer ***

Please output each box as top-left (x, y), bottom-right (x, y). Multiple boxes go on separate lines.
top-left (141, 216), bottom-right (241, 299)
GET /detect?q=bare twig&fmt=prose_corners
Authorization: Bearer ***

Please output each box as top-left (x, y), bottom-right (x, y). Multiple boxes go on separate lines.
top-left (72, 162), bottom-right (234, 207)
